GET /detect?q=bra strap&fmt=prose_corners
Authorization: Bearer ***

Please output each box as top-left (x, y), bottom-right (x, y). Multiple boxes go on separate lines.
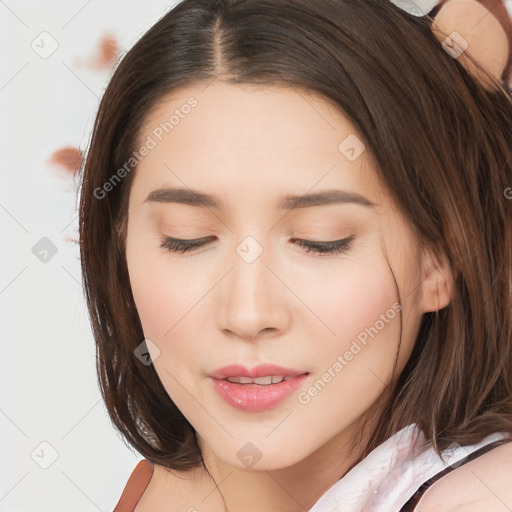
top-left (399, 438), bottom-right (512, 512)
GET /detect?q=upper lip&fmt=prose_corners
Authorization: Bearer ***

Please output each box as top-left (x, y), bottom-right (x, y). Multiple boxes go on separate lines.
top-left (208, 364), bottom-right (308, 380)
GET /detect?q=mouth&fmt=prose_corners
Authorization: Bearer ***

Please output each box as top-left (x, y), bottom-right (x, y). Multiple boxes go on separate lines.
top-left (208, 364), bottom-right (310, 412)
top-left (207, 363), bottom-right (308, 380)
top-left (222, 375), bottom-right (298, 385)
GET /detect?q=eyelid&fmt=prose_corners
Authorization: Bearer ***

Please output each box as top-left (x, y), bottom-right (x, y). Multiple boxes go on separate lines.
top-left (159, 234), bottom-right (355, 256)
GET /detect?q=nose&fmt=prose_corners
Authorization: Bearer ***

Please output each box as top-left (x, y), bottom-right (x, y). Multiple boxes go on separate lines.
top-left (217, 236), bottom-right (291, 341)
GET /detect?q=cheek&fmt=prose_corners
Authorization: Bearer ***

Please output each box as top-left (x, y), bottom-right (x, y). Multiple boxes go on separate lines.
top-left (295, 248), bottom-right (408, 395)
top-left (125, 234), bottom-right (209, 380)
top-left (302, 256), bottom-right (399, 345)
top-left (290, 256), bottom-right (404, 429)
top-left (128, 255), bottom-right (196, 344)
top-left (126, 227), bottom-right (179, 341)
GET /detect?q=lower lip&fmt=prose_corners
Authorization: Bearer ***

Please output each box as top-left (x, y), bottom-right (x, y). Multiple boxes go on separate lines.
top-left (209, 374), bottom-right (309, 412)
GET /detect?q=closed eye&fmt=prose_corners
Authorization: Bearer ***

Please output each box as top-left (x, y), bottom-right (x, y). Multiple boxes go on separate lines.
top-left (160, 235), bottom-right (354, 256)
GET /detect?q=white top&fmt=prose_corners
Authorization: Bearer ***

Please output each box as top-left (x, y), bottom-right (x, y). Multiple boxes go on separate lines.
top-left (391, 0), bottom-right (512, 19)
top-left (388, 0), bottom-right (440, 16)
top-left (505, 0), bottom-right (512, 19)
top-left (309, 423), bottom-right (510, 512)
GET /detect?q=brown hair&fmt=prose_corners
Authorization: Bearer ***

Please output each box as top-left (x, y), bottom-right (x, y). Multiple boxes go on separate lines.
top-left (78, 0), bottom-right (512, 474)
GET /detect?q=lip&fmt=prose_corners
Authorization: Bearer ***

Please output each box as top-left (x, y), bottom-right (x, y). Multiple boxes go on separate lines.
top-left (208, 364), bottom-right (309, 412)
top-left (207, 364), bottom-right (307, 380)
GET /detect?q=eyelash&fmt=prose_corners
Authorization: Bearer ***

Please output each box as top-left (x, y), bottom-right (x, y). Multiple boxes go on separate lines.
top-left (159, 235), bottom-right (354, 256)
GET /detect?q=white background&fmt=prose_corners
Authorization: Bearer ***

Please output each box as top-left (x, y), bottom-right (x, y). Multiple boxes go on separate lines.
top-left (0, 1), bottom-right (180, 510)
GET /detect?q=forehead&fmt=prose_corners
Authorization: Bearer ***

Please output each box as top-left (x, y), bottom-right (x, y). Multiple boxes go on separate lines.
top-left (129, 81), bottom-right (386, 209)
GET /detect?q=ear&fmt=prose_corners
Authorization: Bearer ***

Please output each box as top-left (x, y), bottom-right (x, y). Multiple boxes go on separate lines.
top-left (418, 245), bottom-right (453, 313)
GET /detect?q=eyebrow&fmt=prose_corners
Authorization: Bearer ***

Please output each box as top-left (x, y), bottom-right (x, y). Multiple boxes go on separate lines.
top-left (144, 187), bottom-right (377, 209)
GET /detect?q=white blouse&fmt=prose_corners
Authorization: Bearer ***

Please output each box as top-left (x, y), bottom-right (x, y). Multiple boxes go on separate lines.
top-left (309, 423), bottom-right (511, 512)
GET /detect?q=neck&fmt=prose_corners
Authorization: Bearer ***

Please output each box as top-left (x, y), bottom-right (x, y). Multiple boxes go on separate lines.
top-left (195, 416), bottom-right (373, 512)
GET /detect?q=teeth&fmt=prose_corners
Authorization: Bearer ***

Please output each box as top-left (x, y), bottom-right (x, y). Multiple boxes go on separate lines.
top-left (253, 376), bottom-right (272, 385)
top-left (225, 375), bottom-right (287, 385)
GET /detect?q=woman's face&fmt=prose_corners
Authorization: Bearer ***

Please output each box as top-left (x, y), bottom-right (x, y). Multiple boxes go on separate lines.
top-left (125, 81), bottom-right (435, 470)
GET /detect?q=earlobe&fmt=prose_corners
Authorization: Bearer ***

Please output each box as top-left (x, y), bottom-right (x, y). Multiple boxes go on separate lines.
top-left (419, 247), bottom-right (454, 313)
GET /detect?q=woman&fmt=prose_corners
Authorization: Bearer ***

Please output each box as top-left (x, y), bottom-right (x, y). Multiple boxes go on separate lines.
top-left (77, 0), bottom-right (512, 510)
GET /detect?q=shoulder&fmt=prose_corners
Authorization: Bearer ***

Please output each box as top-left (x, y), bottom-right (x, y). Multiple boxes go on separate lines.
top-left (415, 441), bottom-right (512, 512)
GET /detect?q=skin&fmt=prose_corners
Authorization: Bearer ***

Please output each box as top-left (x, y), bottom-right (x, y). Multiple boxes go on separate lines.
top-left (432, 0), bottom-right (509, 89)
top-left (416, 443), bottom-right (512, 511)
top-left (124, 81), bottom-right (453, 511)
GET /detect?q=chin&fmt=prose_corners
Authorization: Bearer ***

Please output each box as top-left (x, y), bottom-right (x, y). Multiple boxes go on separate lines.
top-left (206, 436), bottom-right (313, 472)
